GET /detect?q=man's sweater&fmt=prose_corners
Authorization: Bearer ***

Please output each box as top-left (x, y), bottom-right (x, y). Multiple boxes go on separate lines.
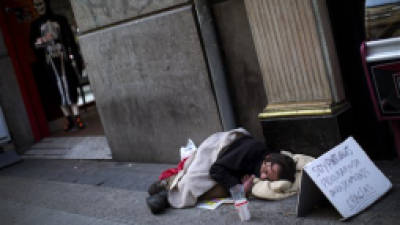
top-left (209, 136), bottom-right (274, 190)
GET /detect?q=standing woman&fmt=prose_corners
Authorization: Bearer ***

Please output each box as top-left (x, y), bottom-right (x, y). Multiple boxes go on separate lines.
top-left (30, 0), bottom-right (84, 131)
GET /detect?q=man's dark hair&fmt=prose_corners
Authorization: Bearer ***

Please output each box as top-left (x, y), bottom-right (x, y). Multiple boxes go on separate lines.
top-left (264, 153), bottom-right (296, 182)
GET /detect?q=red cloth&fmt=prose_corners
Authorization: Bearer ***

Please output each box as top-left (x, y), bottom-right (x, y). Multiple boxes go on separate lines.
top-left (159, 157), bottom-right (188, 180)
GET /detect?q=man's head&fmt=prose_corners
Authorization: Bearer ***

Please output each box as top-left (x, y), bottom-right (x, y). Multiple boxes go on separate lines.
top-left (259, 153), bottom-right (296, 182)
top-left (33, 0), bottom-right (47, 16)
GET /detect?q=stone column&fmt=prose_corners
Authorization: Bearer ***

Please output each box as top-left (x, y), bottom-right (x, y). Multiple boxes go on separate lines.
top-left (244, 0), bottom-right (347, 118)
top-left (70, 0), bottom-right (232, 163)
top-left (244, 0), bottom-right (350, 156)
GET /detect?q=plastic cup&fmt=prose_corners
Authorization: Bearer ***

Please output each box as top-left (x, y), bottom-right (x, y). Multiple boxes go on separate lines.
top-left (229, 184), bottom-right (245, 200)
top-left (234, 199), bottom-right (251, 221)
top-left (230, 185), bottom-right (251, 221)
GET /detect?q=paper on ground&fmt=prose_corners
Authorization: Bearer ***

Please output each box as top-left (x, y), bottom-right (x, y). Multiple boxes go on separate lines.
top-left (196, 198), bottom-right (234, 210)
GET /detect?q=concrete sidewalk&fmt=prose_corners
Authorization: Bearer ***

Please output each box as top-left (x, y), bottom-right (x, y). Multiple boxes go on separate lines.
top-left (0, 159), bottom-right (399, 225)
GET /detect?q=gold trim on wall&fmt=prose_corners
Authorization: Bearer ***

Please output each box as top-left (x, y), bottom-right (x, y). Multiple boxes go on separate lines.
top-left (258, 101), bottom-right (349, 119)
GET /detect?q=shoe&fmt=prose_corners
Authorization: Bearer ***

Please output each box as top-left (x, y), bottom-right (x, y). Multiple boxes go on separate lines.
top-left (148, 180), bottom-right (167, 196)
top-left (74, 115), bottom-right (85, 129)
top-left (146, 190), bottom-right (169, 214)
top-left (63, 116), bottom-right (75, 132)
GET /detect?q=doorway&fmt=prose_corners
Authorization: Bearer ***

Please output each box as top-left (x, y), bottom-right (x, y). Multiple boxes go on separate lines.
top-left (326, 0), bottom-right (397, 159)
top-left (0, 0), bottom-right (110, 159)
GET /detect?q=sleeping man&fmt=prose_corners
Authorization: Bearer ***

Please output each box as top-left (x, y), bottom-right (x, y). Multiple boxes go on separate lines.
top-left (209, 135), bottom-right (296, 195)
top-left (146, 128), bottom-right (313, 214)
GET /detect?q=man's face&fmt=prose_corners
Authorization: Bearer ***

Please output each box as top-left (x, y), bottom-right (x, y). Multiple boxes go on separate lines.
top-left (33, 0), bottom-right (46, 16)
top-left (259, 161), bottom-right (281, 181)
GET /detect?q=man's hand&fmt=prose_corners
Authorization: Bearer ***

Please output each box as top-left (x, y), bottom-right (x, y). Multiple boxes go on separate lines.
top-left (241, 174), bottom-right (255, 194)
top-left (35, 33), bottom-right (53, 45)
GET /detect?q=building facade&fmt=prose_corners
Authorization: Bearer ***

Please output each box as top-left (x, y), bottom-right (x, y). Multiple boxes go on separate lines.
top-left (0, 0), bottom-right (396, 163)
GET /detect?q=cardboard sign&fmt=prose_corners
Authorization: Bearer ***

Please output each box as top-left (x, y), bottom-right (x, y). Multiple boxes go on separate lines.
top-left (297, 137), bottom-right (392, 219)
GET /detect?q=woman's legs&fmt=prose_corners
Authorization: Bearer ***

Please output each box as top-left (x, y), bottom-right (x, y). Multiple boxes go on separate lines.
top-left (71, 104), bottom-right (85, 129)
top-left (51, 56), bottom-right (84, 131)
top-left (71, 104), bottom-right (79, 116)
top-left (61, 104), bottom-right (85, 132)
top-left (60, 105), bottom-right (74, 131)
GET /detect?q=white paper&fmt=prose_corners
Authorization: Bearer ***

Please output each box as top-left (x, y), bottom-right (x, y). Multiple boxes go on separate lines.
top-left (303, 137), bottom-right (392, 219)
top-left (196, 198), bottom-right (234, 210)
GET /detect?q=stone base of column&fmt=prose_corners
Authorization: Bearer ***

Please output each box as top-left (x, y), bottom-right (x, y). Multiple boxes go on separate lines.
top-left (260, 102), bottom-right (351, 157)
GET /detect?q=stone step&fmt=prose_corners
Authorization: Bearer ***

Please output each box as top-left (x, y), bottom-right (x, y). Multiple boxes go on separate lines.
top-left (2, 161), bottom-right (399, 225)
top-left (22, 137), bottom-right (112, 160)
top-left (0, 159), bottom-right (171, 193)
top-left (0, 199), bottom-right (128, 225)
top-left (0, 175), bottom-right (173, 225)
top-left (0, 174), bottom-right (266, 225)
top-left (0, 149), bottom-right (21, 169)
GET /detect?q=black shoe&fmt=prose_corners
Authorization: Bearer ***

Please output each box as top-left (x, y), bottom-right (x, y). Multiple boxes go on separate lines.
top-left (146, 190), bottom-right (169, 214)
top-left (148, 180), bottom-right (167, 196)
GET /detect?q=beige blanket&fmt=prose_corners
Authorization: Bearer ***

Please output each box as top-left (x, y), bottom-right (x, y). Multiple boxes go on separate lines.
top-left (168, 128), bottom-right (250, 208)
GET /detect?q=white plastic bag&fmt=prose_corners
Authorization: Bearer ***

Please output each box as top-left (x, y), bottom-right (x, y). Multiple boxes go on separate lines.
top-left (180, 139), bottom-right (197, 160)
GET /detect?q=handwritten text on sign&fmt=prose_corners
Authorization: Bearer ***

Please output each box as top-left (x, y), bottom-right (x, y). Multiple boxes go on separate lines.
top-left (304, 137), bottom-right (392, 219)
